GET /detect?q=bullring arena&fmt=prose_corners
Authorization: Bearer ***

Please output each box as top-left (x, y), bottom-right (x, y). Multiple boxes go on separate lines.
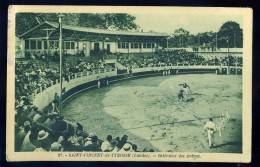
top-left (62, 73), bottom-right (242, 153)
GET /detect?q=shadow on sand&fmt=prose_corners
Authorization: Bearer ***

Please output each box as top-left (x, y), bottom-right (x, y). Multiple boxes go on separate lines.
top-left (186, 97), bottom-right (195, 102)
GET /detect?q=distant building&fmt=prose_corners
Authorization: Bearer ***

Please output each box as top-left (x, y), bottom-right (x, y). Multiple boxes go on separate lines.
top-left (17, 21), bottom-right (170, 58)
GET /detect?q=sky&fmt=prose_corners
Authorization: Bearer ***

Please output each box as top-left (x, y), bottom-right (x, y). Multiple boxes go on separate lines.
top-left (133, 14), bottom-right (243, 35)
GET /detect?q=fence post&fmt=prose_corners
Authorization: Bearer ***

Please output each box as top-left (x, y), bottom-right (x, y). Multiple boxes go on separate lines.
top-left (56, 79), bottom-right (58, 84)
top-left (39, 86), bottom-right (42, 92)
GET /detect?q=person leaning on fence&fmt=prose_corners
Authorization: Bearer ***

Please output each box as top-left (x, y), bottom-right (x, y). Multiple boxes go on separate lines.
top-left (204, 118), bottom-right (217, 148)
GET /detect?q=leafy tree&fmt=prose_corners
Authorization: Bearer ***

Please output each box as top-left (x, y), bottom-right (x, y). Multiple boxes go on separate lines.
top-left (16, 13), bottom-right (139, 36)
top-left (197, 31), bottom-right (216, 48)
top-left (170, 28), bottom-right (190, 47)
top-left (217, 21), bottom-right (243, 48)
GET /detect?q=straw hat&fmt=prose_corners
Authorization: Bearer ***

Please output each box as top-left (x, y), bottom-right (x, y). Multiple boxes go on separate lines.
top-left (23, 121), bottom-right (31, 127)
top-left (37, 130), bottom-right (49, 141)
top-left (122, 143), bottom-right (132, 152)
top-left (86, 133), bottom-right (94, 141)
top-left (50, 142), bottom-right (63, 151)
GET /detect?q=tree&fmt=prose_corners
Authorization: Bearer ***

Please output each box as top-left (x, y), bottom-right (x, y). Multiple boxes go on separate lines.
top-left (16, 13), bottom-right (80, 36)
top-left (78, 13), bottom-right (139, 31)
top-left (170, 28), bottom-right (190, 48)
top-left (217, 21), bottom-right (243, 48)
top-left (16, 13), bottom-right (139, 36)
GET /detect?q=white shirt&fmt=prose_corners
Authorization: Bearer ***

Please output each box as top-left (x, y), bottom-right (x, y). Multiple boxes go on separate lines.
top-left (204, 121), bottom-right (216, 131)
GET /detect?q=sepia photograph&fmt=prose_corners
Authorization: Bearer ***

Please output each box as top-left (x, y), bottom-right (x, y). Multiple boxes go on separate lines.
top-left (6, 6), bottom-right (252, 162)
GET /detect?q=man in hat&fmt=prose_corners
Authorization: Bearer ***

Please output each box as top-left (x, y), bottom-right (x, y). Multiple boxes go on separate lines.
top-left (20, 123), bottom-right (37, 152)
top-left (119, 143), bottom-right (133, 152)
top-left (34, 130), bottom-right (51, 152)
top-left (101, 135), bottom-right (113, 152)
top-left (117, 135), bottom-right (128, 149)
top-left (50, 142), bottom-right (63, 152)
top-left (84, 135), bottom-right (102, 152)
top-left (60, 131), bottom-right (73, 151)
top-left (204, 118), bottom-right (217, 148)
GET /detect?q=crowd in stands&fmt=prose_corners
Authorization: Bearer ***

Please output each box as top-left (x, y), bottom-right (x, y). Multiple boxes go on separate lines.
top-left (15, 95), bottom-right (153, 152)
top-left (117, 49), bottom-right (243, 69)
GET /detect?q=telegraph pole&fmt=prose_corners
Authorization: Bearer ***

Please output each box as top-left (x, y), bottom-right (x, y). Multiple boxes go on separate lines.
top-left (58, 13), bottom-right (64, 117)
top-left (227, 37), bottom-right (230, 75)
top-left (215, 33), bottom-right (218, 50)
top-left (234, 33), bottom-right (236, 48)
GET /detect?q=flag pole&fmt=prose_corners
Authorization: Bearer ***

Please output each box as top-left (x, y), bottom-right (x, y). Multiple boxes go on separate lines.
top-left (58, 14), bottom-right (64, 117)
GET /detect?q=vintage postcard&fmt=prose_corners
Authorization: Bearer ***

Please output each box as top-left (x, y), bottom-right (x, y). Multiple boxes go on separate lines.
top-left (6, 6), bottom-right (252, 162)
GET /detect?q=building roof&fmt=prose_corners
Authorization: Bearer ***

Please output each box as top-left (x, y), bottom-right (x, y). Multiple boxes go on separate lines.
top-left (20, 21), bottom-right (170, 38)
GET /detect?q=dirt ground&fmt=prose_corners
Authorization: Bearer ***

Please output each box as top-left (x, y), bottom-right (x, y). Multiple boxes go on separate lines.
top-left (62, 74), bottom-right (242, 153)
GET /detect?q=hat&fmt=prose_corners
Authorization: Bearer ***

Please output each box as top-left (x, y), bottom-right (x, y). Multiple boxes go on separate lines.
top-left (86, 133), bottom-right (94, 141)
top-left (37, 130), bottom-right (49, 141)
top-left (23, 121), bottom-right (31, 127)
top-left (122, 143), bottom-right (132, 151)
top-left (50, 142), bottom-right (62, 151)
top-left (48, 112), bottom-right (58, 116)
top-left (84, 141), bottom-right (92, 146)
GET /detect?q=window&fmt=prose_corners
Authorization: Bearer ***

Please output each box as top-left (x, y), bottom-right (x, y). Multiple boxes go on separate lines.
top-left (134, 43), bottom-right (139, 48)
top-left (139, 42), bottom-right (142, 48)
top-left (63, 41), bottom-right (75, 49)
top-left (44, 41), bottom-right (47, 49)
top-left (71, 42), bottom-right (75, 49)
top-left (152, 43), bottom-right (155, 48)
top-left (25, 40), bottom-right (29, 50)
top-left (65, 42), bottom-right (71, 49)
top-left (143, 43), bottom-right (147, 48)
top-left (31, 40), bottom-right (36, 50)
top-left (126, 43), bottom-right (129, 49)
top-left (131, 43), bottom-right (134, 49)
top-left (54, 41), bottom-right (59, 49)
top-left (94, 43), bottom-right (99, 50)
top-left (49, 41), bottom-right (54, 49)
top-left (147, 43), bottom-right (151, 48)
top-left (118, 43), bottom-right (121, 49)
top-left (122, 43), bottom-right (126, 49)
top-left (37, 41), bottom-right (42, 50)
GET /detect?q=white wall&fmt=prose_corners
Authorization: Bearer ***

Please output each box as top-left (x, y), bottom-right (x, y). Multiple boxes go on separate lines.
top-left (33, 71), bottom-right (117, 110)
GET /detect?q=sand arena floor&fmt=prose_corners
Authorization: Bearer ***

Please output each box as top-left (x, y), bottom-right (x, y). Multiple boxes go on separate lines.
top-left (62, 74), bottom-right (242, 153)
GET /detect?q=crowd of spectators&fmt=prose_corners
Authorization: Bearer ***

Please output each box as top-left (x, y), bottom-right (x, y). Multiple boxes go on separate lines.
top-left (15, 101), bottom-right (152, 152)
top-left (117, 49), bottom-right (243, 69)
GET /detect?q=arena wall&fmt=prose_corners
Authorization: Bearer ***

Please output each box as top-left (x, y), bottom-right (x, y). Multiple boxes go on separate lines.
top-left (32, 65), bottom-right (242, 111)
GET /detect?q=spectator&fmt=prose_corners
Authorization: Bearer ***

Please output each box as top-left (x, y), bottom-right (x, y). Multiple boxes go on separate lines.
top-left (101, 135), bottom-right (113, 152)
top-left (117, 135), bottom-right (128, 149)
top-left (119, 143), bottom-right (133, 152)
top-left (34, 130), bottom-right (51, 152)
top-left (60, 131), bottom-right (73, 151)
top-left (84, 135), bottom-right (102, 152)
